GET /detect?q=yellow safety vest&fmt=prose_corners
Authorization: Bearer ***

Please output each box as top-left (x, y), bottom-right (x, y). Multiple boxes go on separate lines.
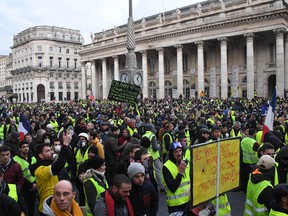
top-left (127, 125), bottom-right (138, 137)
top-left (0, 124), bottom-right (4, 140)
top-left (8, 184), bottom-right (18, 202)
top-left (84, 177), bottom-right (107, 216)
top-left (162, 160), bottom-right (190, 207)
top-left (269, 209), bottom-right (288, 216)
top-left (162, 132), bottom-right (173, 155)
top-left (74, 147), bottom-right (89, 171)
top-left (241, 137), bottom-right (258, 165)
top-left (50, 120), bottom-right (59, 132)
top-left (245, 178), bottom-right (271, 216)
top-left (143, 131), bottom-right (160, 160)
top-left (212, 194), bottom-right (231, 216)
top-left (13, 155), bottom-right (36, 183)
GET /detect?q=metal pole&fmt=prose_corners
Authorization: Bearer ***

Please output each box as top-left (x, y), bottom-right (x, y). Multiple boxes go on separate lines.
top-left (129, 0), bottom-right (132, 17)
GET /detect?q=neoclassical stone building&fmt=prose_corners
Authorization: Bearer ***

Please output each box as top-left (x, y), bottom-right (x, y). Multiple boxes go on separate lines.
top-left (11, 26), bottom-right (83, 102)
top-left (80, 0), bottom-right (288, 100)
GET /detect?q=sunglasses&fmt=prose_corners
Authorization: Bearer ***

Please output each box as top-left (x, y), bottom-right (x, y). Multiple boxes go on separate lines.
top-left (170, 142), bottom-right (182, 151)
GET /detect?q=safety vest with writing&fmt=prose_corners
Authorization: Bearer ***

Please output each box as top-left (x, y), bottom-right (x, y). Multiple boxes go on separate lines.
top-left (212, 194), bottom-right (231, 216)
top-left (74, 147), bottom-right (90, 171)
top-left (143, 131), bottom-right (160, 160)
top-left (84, 177), bottom-right (108, 216)
top-left (162, 160), bottom-right (190, 207)
top-left (244, 179), bottom-right (272, 216)
top-left (269, 209), bottom-right (288, 216)
top-left (8, 183), bottom-right (18, 202)
top-left (162, 132), bottom-right (173, 155)
top-left (13, 155), bottom-right (36, 183)
top-left (0, 124), bottom-right (4, 140)
top-left (241, 137), bottom-right (258, 165)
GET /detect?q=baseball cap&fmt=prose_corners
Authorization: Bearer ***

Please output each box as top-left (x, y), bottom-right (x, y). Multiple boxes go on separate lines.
top-left (257, 155), bottom-right (275, 170)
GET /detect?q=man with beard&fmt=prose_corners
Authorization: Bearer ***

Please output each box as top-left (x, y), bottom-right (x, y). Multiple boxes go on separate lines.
top-left (93, 174), bottom-right (134, 216)
top-left (13, 140), bottom-right (37, 216)
top-left (127, 162), bottom-right (158, 216)
top-left (30, 132), bottom-right (72, 215)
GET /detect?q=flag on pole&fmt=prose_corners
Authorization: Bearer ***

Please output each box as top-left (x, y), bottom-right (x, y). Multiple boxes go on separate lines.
top-left (18, 114), bottom-right (32, 140)
top-left (261, 88), bottom-right (277, 143)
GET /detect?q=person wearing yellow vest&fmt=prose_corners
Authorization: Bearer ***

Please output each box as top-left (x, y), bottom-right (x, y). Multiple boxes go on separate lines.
top-left (0, 118), bottom-right (5, 145)
top-left (229, 121), bottom-right (242, 137)
top-left (4, 118), bottom-right (18, 140)
top-left (143, 124), bottom-right (164, 193)
top-left (162, 142), bottom-right (190, 214)
top-left (0, 168), bottom-right (27, 215)
top-left (127, 118), bottom-right (138, 137)
top-left (269, 183), bottom-right (288, 215)
top-left (162, 123), bottom-right (175, 162)
top-left (49, 115), bottom-right (59, 133)
top-left (240, 128), bottom-right (260, 192)
top-left (245, 155), bottom-right (275, 216)
top-left (13, 140), bottom-right (37, 216)
top-left (83, 156), bottom-right (108, 216)
top-left (29, 133), bottom-right (72, 214)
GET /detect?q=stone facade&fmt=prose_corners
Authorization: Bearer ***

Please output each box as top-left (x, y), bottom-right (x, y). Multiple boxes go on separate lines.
top-left (80, 0), bottom-right (288, 99)
top-left (11, 25), bottom-right (83, 102)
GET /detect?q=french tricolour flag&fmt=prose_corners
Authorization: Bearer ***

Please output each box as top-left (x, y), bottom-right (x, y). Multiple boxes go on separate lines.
top-left (261, 88), bottom-right (277, 143)
top-left (18, 114), bottom-right (32, 141)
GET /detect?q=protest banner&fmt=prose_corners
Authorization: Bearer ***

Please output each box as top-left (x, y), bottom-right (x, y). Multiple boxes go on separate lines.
top-left (108, 80), bottom-right (141, 104)
top-left (191, 137), bottom-right (241, 207)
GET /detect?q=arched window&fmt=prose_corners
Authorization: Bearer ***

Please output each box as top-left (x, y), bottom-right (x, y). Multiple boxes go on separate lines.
top-left (183, 79), bottom-right (190, 98)
top-left (164, 80), bottom-right (173, 98)
top-left (148, 81), bottom-right (157, 100)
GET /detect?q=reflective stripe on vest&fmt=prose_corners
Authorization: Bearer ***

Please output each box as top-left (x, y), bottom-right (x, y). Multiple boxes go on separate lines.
top-left (84, 178), bottom-right (107, 216)
top-left (212, 194), bottom-right (231, 215)
top-left (13, 155), bottom-right (36, 183)
top-left (244, 178), bottom-right (271, 216)
top-left (162, 160), bottom-right (190, 207)
top-left (8, 184), bottom-right (18, 202)
top-left (241, 137), bottom-right (258, 164)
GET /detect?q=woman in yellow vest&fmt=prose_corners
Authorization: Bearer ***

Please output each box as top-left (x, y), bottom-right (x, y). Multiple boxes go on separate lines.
top-left (83, 156), bottom-right (108, 216)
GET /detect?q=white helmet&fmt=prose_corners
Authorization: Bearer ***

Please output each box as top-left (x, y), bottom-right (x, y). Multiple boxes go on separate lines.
top-left (78, 132), bottom-right (89, 140)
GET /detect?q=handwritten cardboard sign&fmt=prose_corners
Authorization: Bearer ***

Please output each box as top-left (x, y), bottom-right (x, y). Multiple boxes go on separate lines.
top-left (108, 80), bottom-right (141, 104)
top-left (191, 138), bottom-right (240, 206)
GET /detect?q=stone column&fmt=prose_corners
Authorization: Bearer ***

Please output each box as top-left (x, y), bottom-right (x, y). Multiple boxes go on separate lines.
top-left (81, 62), bottom-right (86, 100)
top-left (195, 41), bottom-right (205, 97)
top-left (140, 50), bottom-right (148, 99)
top-left (175, 44), bottom-right (183, 97)
top-left (285, 34), bottom-right (288, 93)
top-left (101, 58), bottom-right (107, 99)
top-left (113, 56), bottom-right (119, 81)
top-left (91, 61), bottom-right (96, 96)
top-left (157, 47), bottom-right (165, 99)
top-left (218, 37), bottom-right (228, 99)
top-left (244, 33), bottom-right (254, 99)
top-left (274, 28), bottom-right (285, 97)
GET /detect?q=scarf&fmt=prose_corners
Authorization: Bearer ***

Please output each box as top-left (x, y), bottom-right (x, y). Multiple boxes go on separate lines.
top-left (105, 190), bottom-right (134, 216)
top-left (50, 198), bottom-right (83, 216)
top-left (86, 169), bottom-right (107, 188)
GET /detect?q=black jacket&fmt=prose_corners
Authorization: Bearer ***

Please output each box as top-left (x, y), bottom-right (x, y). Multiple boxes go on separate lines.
top-left (129, 181), bottom-right (159, 216)
top-left (0, 194), bottom-right (21, 216)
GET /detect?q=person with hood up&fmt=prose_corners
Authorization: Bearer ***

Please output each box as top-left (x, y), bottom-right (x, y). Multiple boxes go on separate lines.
top-left (127, 162), bottom-right (158, 216)
top-left (269, 183), bottom-right (288, 215)
top-left (244, 155), bottom-right (275, 216)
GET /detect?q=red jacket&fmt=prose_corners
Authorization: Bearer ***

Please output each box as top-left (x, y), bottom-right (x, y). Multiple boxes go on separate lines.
top-left (1, 158), bottom-right (24, 189)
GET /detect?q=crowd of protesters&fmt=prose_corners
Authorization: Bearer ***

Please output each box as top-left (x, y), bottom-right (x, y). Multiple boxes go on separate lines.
top-left (0, 96), bottom-right (288, 215)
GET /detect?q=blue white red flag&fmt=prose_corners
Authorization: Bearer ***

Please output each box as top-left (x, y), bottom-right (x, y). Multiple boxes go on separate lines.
top-left (18, 114), bottom-right (32, 140)
top-left (261, 88), bottom-right (277, 143)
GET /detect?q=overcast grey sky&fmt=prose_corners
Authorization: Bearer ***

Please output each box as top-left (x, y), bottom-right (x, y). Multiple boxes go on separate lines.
top-left (0, 0), bottom-right (200, 55)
